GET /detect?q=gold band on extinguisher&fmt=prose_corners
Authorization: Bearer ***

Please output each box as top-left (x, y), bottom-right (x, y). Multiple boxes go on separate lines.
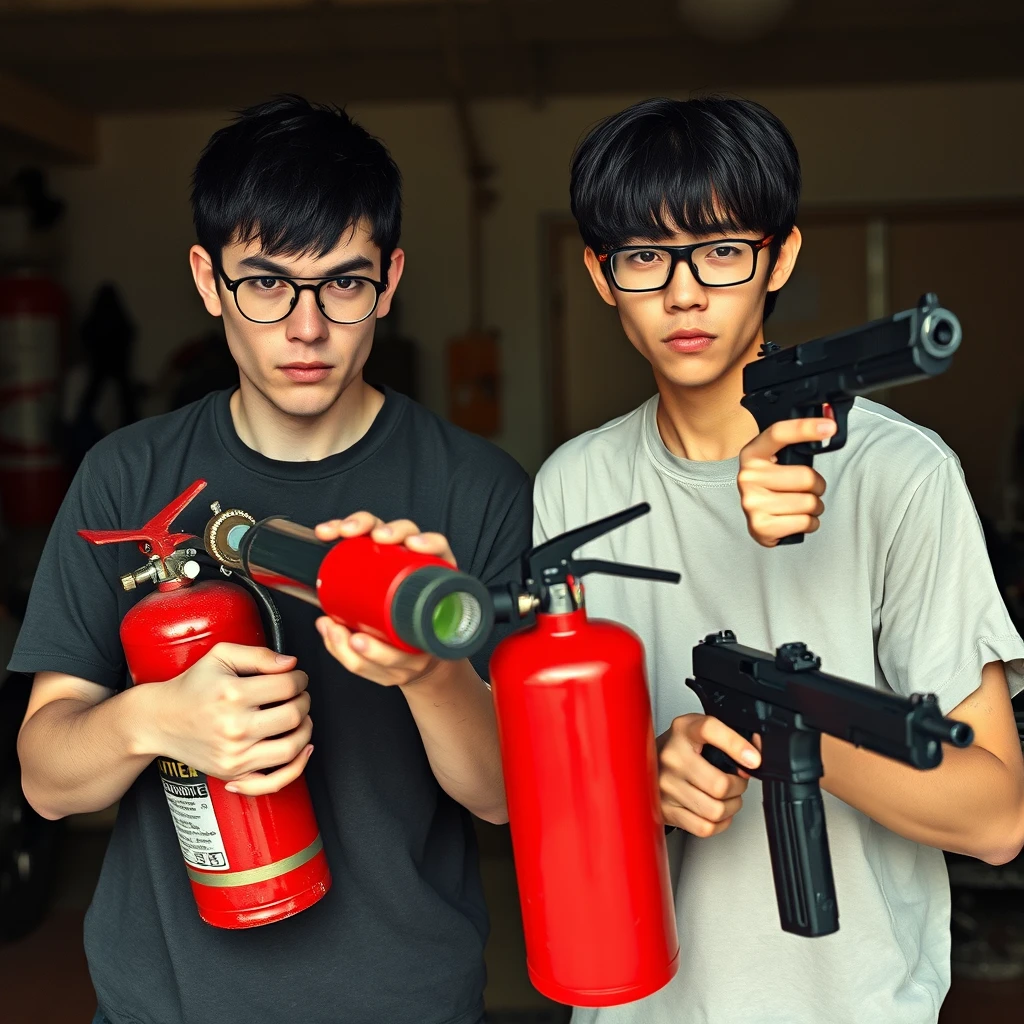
top-left (186, 835), bottom-right (324, 888)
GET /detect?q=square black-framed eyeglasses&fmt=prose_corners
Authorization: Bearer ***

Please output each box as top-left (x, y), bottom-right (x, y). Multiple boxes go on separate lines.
top-left (597, 236), bottom-right (774, 292)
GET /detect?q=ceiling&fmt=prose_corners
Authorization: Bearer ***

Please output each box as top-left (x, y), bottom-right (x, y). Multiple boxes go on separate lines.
top-left (0, 0), bottom-right (1021, 115)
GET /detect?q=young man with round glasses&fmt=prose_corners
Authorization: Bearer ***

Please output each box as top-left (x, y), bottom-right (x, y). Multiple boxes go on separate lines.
top-left (11, 96), bottom-right (530, 1024)
top-left (534, 96), bottom-right (1024, 1023)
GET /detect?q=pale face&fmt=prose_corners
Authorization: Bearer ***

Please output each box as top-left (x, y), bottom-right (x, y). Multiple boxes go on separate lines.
top-left (190, 218), bottom-right (405, 420)
top-left (584, 224), bottom-right (801, 391)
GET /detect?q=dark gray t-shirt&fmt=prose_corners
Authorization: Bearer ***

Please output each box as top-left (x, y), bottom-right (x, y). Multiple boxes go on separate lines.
top-left (10, 387), bottom-right (532, 1024)
top-left (534, 395), bottom-right (1024, 1024)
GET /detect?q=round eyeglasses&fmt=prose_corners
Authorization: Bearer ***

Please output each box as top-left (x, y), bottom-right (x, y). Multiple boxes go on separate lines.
top-left (217, 266), bottom-right (387, 325)
top-left (598, 237), bottom-right (774, 292)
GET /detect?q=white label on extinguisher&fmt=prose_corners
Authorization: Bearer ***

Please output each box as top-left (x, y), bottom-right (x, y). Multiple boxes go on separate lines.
top-left (157, 758), bottom-right (231, 871)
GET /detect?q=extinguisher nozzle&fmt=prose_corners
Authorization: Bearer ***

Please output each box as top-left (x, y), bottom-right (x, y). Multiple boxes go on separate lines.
top-left (432, 591), bottom-right (477, 643)
top-left (392, 567), bottom-right (495, 660)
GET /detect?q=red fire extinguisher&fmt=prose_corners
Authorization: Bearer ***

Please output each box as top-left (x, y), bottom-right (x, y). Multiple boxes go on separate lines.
top-left (201, 508), bottom-right (494, 660)
top-left (79, 479), bottom-right (331, 929)
top-left (0, 270), bottom-right (68, 527)
top-left (487, 503), bottom-right (681, 1006)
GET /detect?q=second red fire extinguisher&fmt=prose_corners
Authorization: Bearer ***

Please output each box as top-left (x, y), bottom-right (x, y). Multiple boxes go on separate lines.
top-left (487, 503), bottom-right (681, 1007)
top-left (79, 479), bottom-right (331, 929)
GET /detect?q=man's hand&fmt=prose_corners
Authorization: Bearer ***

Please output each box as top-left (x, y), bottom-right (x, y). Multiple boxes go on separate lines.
top-left (148, 643), bottom-right (313, 797)
top-left (313, 512), bottom-right (457, 688)
top-left (737, 417), bottom-right (836, 546)
top-left (658, 714), bottom-right (761, 837)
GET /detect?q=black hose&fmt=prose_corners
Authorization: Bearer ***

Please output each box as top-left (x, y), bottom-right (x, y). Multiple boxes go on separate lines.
top-left (189, 551), bottom-right (285, 655)
top-left (232, 572), bottom-right (285, 656)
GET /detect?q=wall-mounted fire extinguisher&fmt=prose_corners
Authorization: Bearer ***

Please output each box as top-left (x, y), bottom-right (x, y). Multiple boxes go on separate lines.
top-left (79, 479), bottom-right (331, 929)
top-left (487, 503), bottom-right (681, 1007)
top-left (0, 270), bottom-right (69, 528)
top-left (201, 508), bottom-right (494, 661)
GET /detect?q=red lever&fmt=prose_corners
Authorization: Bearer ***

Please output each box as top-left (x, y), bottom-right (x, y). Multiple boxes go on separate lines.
top-left (79, 479), bottom-right (207, 559)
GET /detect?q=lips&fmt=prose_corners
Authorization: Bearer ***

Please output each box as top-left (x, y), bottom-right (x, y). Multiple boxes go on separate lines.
top-left (664, 330), bottom-right (716, 354)
top-left (279, 363), bottom-right (333, 383)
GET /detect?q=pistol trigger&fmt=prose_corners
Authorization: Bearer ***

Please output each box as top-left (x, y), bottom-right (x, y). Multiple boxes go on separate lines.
top-left (818, 402), bottom-right (835, 450)
top-left (702, 744), bottom-right (742, 775)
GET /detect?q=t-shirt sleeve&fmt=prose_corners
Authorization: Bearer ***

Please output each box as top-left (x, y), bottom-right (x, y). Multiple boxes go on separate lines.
top-left (878, 455), bottom-right (1024, 711)
top-left (462, 469), bottom-right (534, 682)
top-left (532, 457), bottom-right (567, 546)
top-left (8, 447), bottom-right (127, 690)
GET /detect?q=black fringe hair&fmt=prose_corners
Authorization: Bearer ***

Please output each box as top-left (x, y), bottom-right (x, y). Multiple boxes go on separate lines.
top-left (191, 95), bottom-right (402, 283)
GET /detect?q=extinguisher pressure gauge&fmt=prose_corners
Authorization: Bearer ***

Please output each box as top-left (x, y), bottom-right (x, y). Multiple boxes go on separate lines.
top-left (490, 503), bottom-right (680, 621)
top-left (204, 505), bottom-right (256, 571)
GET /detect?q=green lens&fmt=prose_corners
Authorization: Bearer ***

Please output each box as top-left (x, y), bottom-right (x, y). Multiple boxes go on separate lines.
top-left (432, 593), bottom-right (465, 642)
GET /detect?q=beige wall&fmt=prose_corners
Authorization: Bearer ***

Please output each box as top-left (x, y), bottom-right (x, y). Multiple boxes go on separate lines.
top-left (48, 78), bottom-right (1024, 475)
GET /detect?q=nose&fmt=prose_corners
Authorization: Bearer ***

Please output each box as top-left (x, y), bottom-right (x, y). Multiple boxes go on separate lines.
top-left (286, 286), bottom-right (330, 344)
top-left (664, 258), bottom-right (707, 313)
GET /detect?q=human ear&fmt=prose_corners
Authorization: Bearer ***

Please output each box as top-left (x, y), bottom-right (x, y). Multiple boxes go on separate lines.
top-left (766, 226), bottom-right (802, 294)
top-left (583, 247), bottom-right (618, 308)
top-left (189, 245), bottom-right (223, 317)
top-left (375, 248), bottom-right (406, 319)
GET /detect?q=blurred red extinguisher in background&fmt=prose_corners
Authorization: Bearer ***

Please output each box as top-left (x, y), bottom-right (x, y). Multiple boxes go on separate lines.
top-left (487, 503), bottom-right (681, 1006)
top-left (80, 479), bottom-right (331, 929)
top-left (0, 270), bottom-right (69, 527)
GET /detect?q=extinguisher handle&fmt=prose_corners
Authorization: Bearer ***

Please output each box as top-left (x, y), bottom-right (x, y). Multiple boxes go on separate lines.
top-left (79, 478), bottom-right (208, 559)
top-left (571, 558), bottom-right (680, 585)
top-left (527, 503), bottom-right (653, 585)
top-left (510, 503), bottom-right (680, 617)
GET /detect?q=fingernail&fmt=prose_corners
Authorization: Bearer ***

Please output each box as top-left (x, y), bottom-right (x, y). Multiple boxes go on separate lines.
top-left (275, 653), bottom-right (292, 664)
top-left (741, 749), bottom-right (760, 768)
top-left (225, 784), bottom-right (239, 793)
top-left (305, 745), bottom-right (314, 758)
top-left (377, 525), bottom-right (393, 537)
top-left (351, 634), bottom-right (367, 651)
top-left (817, 421), bottom-right (836, 435)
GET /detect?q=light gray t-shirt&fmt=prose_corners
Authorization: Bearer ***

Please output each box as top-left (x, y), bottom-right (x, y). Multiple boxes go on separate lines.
top-left (533, 395), bottom-right (1024, 1024)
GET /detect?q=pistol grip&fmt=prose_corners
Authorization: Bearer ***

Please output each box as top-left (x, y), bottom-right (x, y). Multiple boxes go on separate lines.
top-left (775, 441), bottom-right (815, 544)
top-left (763, 778), bottom-right (838, 937)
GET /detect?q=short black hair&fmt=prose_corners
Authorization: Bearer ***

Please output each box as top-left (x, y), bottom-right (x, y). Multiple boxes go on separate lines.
top-left (191, 95), bottom-right (402, 282)
top-left (570, 97), bottom-right (801, 318)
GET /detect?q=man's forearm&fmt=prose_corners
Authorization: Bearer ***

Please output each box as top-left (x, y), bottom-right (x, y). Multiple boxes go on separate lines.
top-left (402, 660), bottom-right (507, 824)
top-left (821, 737), bottom-right (1024, 864)
top-left (18, 684), bottom-right (158, 820)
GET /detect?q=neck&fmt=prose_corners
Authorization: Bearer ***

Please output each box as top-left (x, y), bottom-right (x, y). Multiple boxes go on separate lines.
top-left (230, 376), bottom-right (385, 462)
top-left (654, 333), bottom-right (763, 462)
